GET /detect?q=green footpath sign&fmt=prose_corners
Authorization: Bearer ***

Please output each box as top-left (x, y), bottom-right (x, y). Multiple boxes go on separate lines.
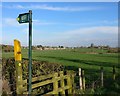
top-left (17, 13), bottom-right (29, 23)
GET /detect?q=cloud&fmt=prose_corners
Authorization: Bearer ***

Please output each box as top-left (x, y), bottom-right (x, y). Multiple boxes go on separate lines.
top-left (3, 18), bottom-right (18, 26)
top-left (3, 17), bottom-right (118, 27)
top-left (0, 22), bottom-right (2, 28)
top-left (29, 19), bottom-right (119, 26)
top-left (21, 28), bottom-right (28, 33)
top-left (34, 26), bottom-right (118, 47)
top-left (2, 0), bottom-right (119, 2)
top-left (2, 18), bottom-right (57, 27)
top-left (65, 26), bottom-right (118, 35)
top-left (0, 4), bottom-right (2, 7)
top-left (33, 19), bottom-right (57, 25)
top-left (2, 17), bottom-right (118, 47)
top-left (3, 4), bottom-right (102, 11)
top-left (101, 20), bottom-right (118, 25)
top-left (2, 18), bottom-right (27, 27)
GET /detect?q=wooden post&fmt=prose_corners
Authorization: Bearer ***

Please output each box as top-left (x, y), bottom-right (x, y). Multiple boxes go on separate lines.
top-left (92, 81), bottom-right (94, 90)
top-left (79, 68), bottom-right (82, 90)
top-left (14, 39), bottom-right (23, 94)
top-left (91, 81), bottom-right (95, 93)
top-left (71, 71), bottom-right (75, 94)
top-left (53, 73), bottom-right (58, 95)
top-left (82, 70), bottom-right (85, 90)
top-left (67, 71), bottom-right (72, 94)
top-left (60, 71), bottom-right (65, 94)
top-left (100, 67), bottom-right (104, 87)
top-left (113, 66), bottom-right (116, 80)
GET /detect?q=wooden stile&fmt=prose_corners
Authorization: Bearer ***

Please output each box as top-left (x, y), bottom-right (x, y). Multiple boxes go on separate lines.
top-left (13, 40), bottom-right (75, 95)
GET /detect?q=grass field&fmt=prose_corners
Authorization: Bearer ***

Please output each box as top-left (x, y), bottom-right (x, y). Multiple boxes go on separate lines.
top-left (2, 48), bottom-right (119, 74)
top-left (2, 47), bottom-right (120, 94)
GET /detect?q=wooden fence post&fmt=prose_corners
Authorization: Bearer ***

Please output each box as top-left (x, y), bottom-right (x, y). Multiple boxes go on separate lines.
top-left (71, 71), bottom-right (75, 94)
top-left (113, 66), bottom-right (116, 80)
top-left (67, 71), bottom-right (72, 94)
top-left (92, 81), bottom-right (95, 90)
top-left (14, 39), bottom-right (23, 94)
top-left (100, 67), bottom-right (104, 87)
top-left (53, 73), bottom-right (58, 95)
top-left (60, 71), bottom-right (65, 94)
top-left (79, 68), bottom-right (83, 90)
top-left (82, 70), bottom-right (85, 90)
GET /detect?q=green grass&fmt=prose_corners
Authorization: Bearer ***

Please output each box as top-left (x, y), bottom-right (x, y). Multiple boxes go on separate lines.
top-left (2, 48), bottom-right (119, 74)
top-left (2, 48), bottom-right (120, 94)
top-left (2, 48), bottom-right (120, 93)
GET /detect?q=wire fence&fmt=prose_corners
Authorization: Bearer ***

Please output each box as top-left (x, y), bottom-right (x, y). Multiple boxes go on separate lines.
top-left (73, 66), bottom-right (119, 92)
top-left (74, 75), bottom-right (101, 90)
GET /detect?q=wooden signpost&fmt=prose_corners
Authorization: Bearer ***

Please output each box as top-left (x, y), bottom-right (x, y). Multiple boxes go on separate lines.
top-left (14, 39), bottom-right (23, 94)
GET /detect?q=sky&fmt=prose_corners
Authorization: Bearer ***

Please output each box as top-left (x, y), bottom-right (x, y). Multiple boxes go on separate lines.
top-left (1, 0), bottom-right (120, 2)
top-left (2, 2), bottom-right (118, 47)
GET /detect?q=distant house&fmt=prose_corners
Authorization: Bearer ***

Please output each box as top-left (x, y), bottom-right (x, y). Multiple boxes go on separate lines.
top-left (34, 45), bottom-right (66, 50)
top-left (36, 47), bottom-right (43, 50)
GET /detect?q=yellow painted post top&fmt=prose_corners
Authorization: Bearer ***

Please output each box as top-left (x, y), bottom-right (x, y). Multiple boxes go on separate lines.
top-left (14, 39), bottom-right (22, 61)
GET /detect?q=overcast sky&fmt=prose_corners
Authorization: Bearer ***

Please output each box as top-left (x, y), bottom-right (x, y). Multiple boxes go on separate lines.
top-left (2, 2), bottom-right (118, 47)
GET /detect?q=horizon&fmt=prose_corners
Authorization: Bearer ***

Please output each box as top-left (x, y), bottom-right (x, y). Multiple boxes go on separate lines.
top-left (0, 43), bottom-right (118, 48)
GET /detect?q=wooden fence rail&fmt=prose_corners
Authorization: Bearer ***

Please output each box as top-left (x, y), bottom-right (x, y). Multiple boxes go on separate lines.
top-left (16, 71), bottom-right (75, 95)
